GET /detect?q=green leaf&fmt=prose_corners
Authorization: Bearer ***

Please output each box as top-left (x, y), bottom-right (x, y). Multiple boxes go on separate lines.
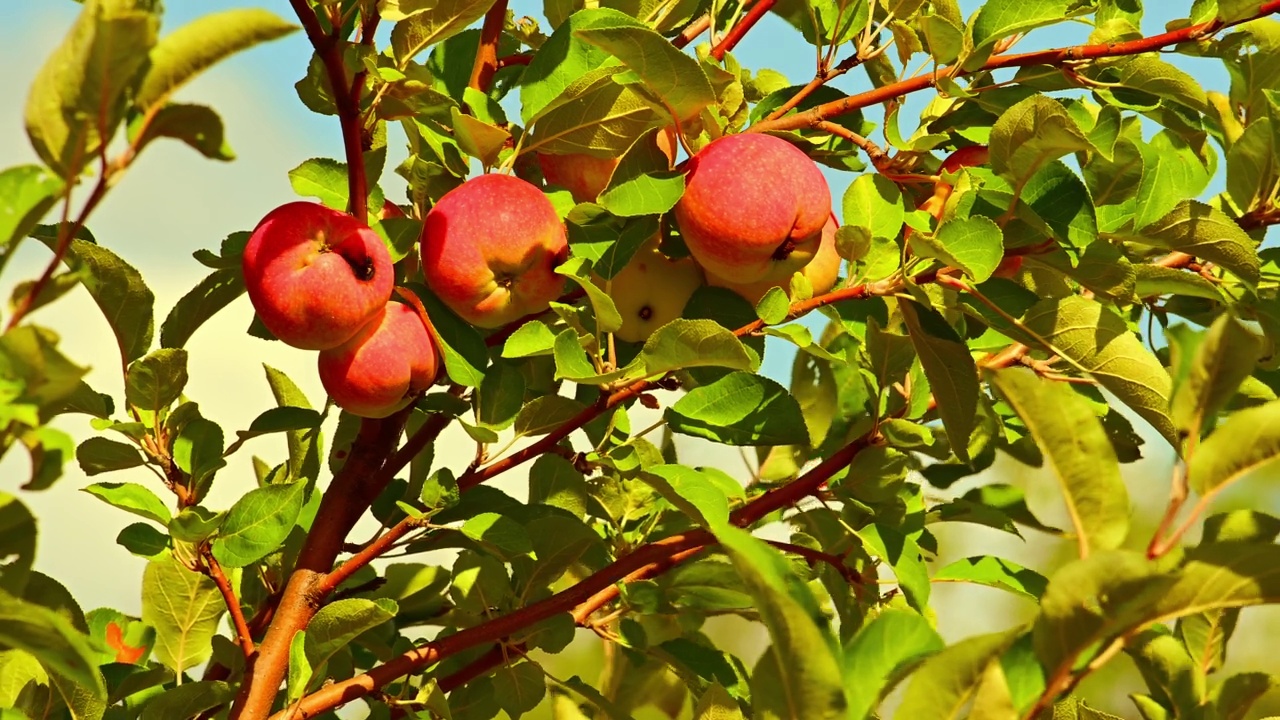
top-left (388, 0), bottom-right (499, 64)
top-left (462, 513), bottom-right (533, 559)
top-left (140, 555), bottom-right (224, 675)
top-left (755, 288), bottom-right (789, 325)
top-left (557, 256), bottom-right (623, 334)
top-left (1188, 400), bottom-right (1280, 497)
top-left (1018, 296), bottom-right (1175, 446)
top-left (529, 455), bottom-right (590, 516)
top-left (287, 157), bottom-right (384, 222)
top-left (410, 284), bottom-right (489, 387)
top-left (893, 629), bottom-right (1022, 719)
top-left (1218, 0), bottom-right (1265, 22)
top-left (502, 321), bottom-right (558, 358)
top-left (125, 348), bottom-right (187, 412)
top-left (666, 372), bottom-right (809, 447)
top-left (0, 166), bottom-right (62, 249)
top-left (136, 8), bottom-right (295, 108)
top-left (1124, 629), bottom-right (1201, 718)
top-left (31, 230), bottom-right (155, 364)
top-left (1032, 550), bottom-right (1174, 672)
top-left (639, 319), bottom-right (758, 377)
top-left (525, 67), bottom-right (662, 156)
top-left (137, 680), bottom-right (233, 720)
top-left (1132, 131), bottom-right (1210, 231)
top-left (117, 522), bottom-right (169, 559)
top-left (971, 0), bottom-right (1078, 54)
top-left (694, 683), bottom-right (745, 720)
top-left (75, 438), bottom-right (145, 476)
top-left (303, 598), bottom-right (397, 671)
top-left (1168, 315), bottom-right (1261, 443)
top-left (989, 368), bottom-right (1130, 554)
top-left (899, 300), bottom-right (978, 461)
top-left (712, 526), bottom-right (845, 719)
top-left (514, 395), bottom-right (588, 437)
top-left (211, 481), bottom-right (306, 567)
top-left (844, 609), bottom-right (945, 720)
top-left (1208, 672), bottom-right (1275, 720)
top-left (642, 465), bottom-right (731, 529)
top-left (989, 95), bottom-right (1094, 188)
top-left (598, 132), bottom-right (685, 218)
top-left (159, 267), bottom-right (244, 348)
top-left (172, 418), bottom-right (225, 499)
top-left (0, 494), bottom-right (36, 594)
top-left (450, 108), bottom-right (510, 168)
top-left (858, 524), bottom-right (931, 612)
top-left (519, 8), bottom-right (636, 123)
top-left (82, 482), bottom-right (170, 525)
top-left (263, 365), bottom-right (322, 483)
top-left (492, 661), bottom-right (546, 719)
top-left (843, 173), bottom-right (905, 242)
top-left (25, 0), bottom-right (159, 176)
top-left (934, 556), bottom-right (1048, 600)
top-left (128, 103), bottom-right (235, 161)
top-left (1136, 200), bottom-right (1261, 287)
top-left (574, 23), bottom-right (715, 123)
top-left (475, 361), bottom-right (526, 431)
top-left (1227, 118), bottom-right (1276, 213)
top-left (0, 588), bottom-right (104, 702)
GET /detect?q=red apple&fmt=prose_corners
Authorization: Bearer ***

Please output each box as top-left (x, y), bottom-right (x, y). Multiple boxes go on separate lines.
top-left (317, 301), bottom-right (439, 418)
top-left (242, 201), bottom-right (393, 350)
top-left (598, 236), bottom-right (704, 343)
top-left (708, 216), bottom-right (841, 304)
top-left (918, 145), bottom-right (990, 221)
top-left (538, 128), bottom-right (679, 204)
top-left (674, 133), bottom-right (831, 285)
top-left (420, 174), bottom-right (569, 328)
top-left (537, 153), bottom-right (619, 204)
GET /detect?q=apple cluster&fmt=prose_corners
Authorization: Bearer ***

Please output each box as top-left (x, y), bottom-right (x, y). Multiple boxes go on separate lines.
top-left (241, 202), bottom-right (439, 419)
top-left (243, 132), bottom-right (843, 416)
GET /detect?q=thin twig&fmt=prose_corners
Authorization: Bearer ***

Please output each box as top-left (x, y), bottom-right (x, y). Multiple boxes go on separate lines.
top-left (709, 0), bottom-right (776, 60)
top-left (203, 549), bottom-right (255, 658)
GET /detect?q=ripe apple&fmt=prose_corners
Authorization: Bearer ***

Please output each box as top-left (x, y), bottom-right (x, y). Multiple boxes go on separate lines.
top-left (420, 174), bottom-right (569, 328)
top-left (537, 153), bottom-right (618, 205)
top-left (317, 301), bottom-right (439, 418)
top-left (242, 201), bottom-right (393, 350)
top-left (708, 216), bottom-right (840, 304)
top-left (674, 133), bottom-right (831, 285)
top-left (598, 236), bottom-right (704, 343)
top-left (539, 128), bottom-right (679, 204)
top-left (379, 199), bottom-right (407, 220)
top-left (918, 145), bottom-right (990, 222)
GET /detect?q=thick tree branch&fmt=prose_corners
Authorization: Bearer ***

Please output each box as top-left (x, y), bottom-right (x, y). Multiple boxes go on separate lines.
top-left (748, 2), bottom-right (1280, 135)
top-left (709, 0), bottom-right (776, 61)
top-left (230, 413), bottom-right (409, 719)
top-left (286, 0), bottom-right (368, 220)
top-left (468, 0), bottom-right (508, 93)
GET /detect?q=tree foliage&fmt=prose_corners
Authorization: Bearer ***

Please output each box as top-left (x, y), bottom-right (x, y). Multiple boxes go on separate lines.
top-left (3, 0), bottom-right (1280, 719)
